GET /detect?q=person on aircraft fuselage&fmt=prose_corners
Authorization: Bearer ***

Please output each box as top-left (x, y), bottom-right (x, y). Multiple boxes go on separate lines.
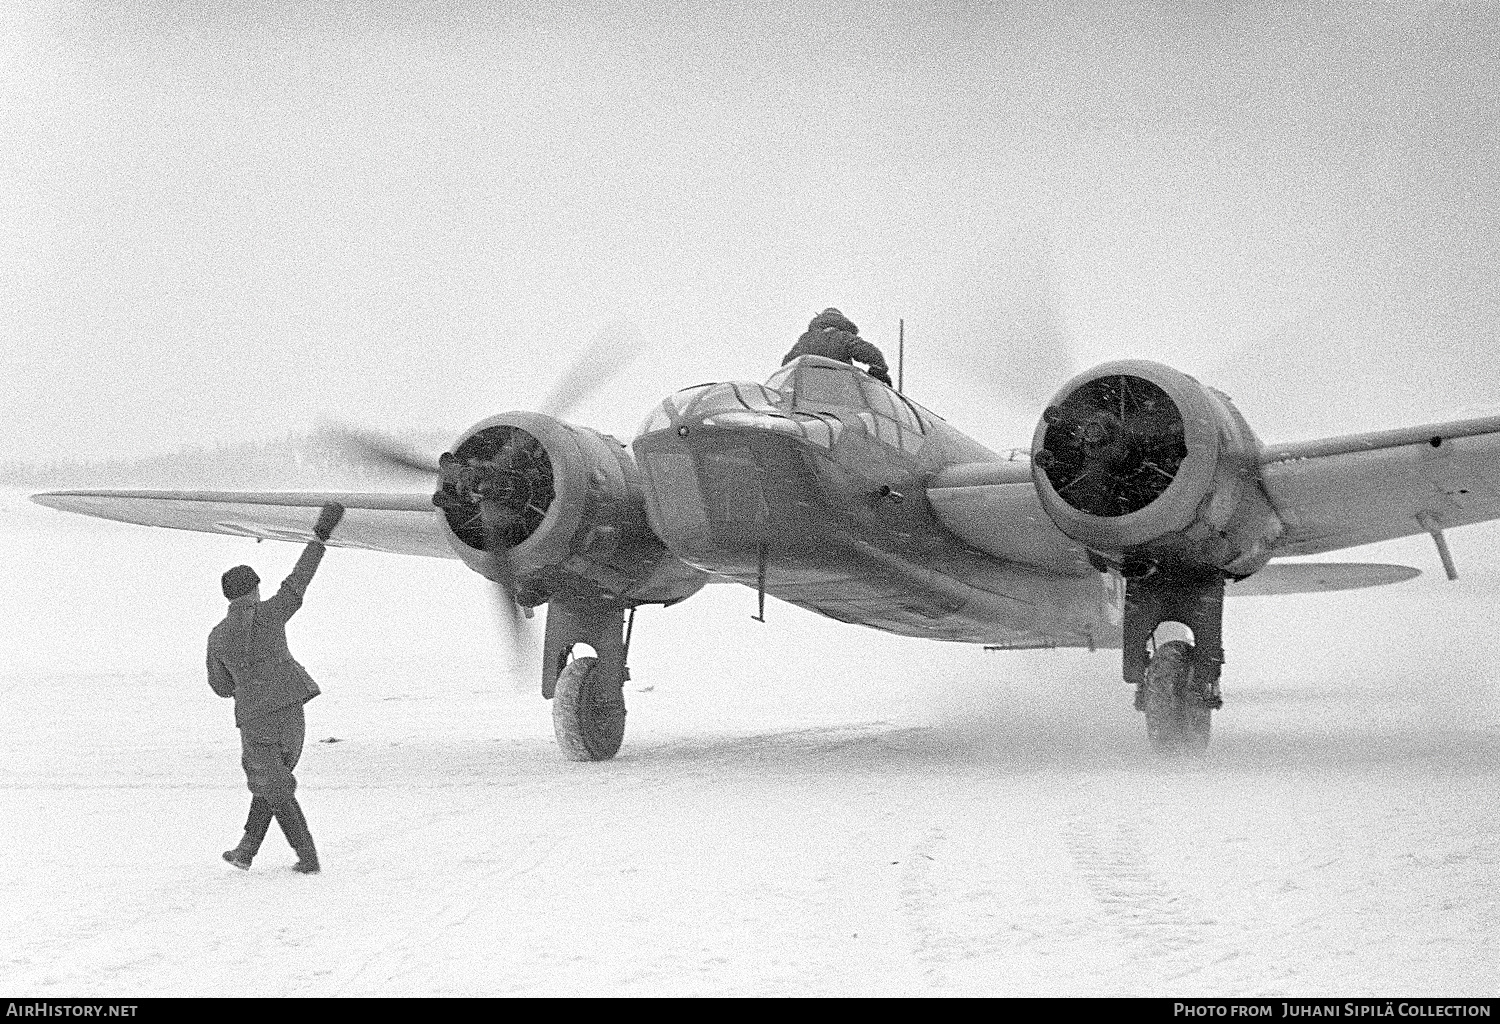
top-left (783, 308), bottom-right (892, 385)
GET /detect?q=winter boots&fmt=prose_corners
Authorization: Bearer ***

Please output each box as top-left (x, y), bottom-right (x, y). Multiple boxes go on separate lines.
top-left (274, 796), bottom-right (320, 874)
top-left (221, 795), bottom-right (319, 872)
top-left (221, 847), bottom-right (254, 870)
top-left (221, 796), bottom-right (274, 870)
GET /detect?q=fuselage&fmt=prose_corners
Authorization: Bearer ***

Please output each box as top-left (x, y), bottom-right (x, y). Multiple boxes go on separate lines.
top-left (631, 356), bottom-right (1119, 647)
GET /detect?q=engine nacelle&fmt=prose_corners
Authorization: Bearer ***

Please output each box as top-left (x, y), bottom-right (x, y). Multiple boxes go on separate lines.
top-left (1030, 360), bottom-right (1284, 577)
top-left (434, 411), bottom-right (706, 607)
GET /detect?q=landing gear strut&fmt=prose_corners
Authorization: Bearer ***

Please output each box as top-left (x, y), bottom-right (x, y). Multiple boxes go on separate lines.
top-left (542, 600), bottom-right (632, 761)
top-left (1123, 569), bottom-right (1225, 755)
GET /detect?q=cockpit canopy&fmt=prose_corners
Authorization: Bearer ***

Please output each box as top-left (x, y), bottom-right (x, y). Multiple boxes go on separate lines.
top-left (768, 358), bottom-right (925, 425)
top-left (771, 356), bottom-right (929, 452)
top-left (637, 356), bottom-right (930, 453)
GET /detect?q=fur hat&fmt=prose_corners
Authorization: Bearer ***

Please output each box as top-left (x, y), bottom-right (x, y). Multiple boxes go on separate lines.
top-left (221, 565), bottom-right (261, 600)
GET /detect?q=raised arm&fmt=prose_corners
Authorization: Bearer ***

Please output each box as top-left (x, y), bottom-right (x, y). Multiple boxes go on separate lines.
top-left (264, 503), bottom-right (344, 619)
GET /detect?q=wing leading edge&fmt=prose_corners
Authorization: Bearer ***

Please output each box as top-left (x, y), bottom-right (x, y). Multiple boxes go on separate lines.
top-left (929, 410), bottom-right (1500, 572)
top-left (39, 410), bottom-right (1492, 586)
top-left (31, 490), bottom-right (454, 559)
top-left (1261, 413), bottom-right (1500, 557)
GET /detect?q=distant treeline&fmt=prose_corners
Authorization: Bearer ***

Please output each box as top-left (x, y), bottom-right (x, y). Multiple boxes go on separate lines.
top-left (0, 427), bottom-right (454, 491)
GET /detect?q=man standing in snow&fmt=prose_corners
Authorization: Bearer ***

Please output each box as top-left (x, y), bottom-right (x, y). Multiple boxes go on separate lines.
top-left (782, 307), bottom-right (893, 385)
top-left (210, 502), bottom-right (344, 874)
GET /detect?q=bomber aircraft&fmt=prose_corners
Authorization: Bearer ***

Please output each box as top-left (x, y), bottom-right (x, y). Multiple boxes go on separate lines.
top-left (32, 339), bottom-right (1500, 758)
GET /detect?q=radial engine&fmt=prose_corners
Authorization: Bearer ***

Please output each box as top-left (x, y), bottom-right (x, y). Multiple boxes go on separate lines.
top-left (432, 411), bottom-right (706, 612)
top-left (1030, 360), bottom-right (1284, 579)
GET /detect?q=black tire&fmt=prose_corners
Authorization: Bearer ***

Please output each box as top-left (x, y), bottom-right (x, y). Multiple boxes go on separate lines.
top-left (551, 656), bottom-right (626, 761)
top-left (1142, 640), bottom-right (1212, 755)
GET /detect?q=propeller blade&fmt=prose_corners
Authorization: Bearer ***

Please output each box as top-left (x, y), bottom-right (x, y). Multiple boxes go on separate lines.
top-left (1001, 235), bottom-right (1079, 410)
top-left (478, 499), bottom-right (529, 652)
top-left (321, 424), bottom-right (440, 481)
top-left (537, 320), bottom-right (643, 420)
top-left (485, 571), bottom-right (527, 649)
top-left (929, 235), bottom-right (1079, 423)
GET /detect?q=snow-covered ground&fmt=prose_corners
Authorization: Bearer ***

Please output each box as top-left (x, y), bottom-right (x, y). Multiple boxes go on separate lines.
top-left (1, 489), bottom-right (1496, 996)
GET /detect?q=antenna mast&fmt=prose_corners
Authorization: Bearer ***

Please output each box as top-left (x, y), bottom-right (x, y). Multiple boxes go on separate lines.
top-left (897, 318), bottom-right (905, 393)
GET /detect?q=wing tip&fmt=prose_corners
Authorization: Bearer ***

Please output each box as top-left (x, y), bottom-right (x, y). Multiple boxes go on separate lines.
top-left (30, 491), bottom-right (73, 510)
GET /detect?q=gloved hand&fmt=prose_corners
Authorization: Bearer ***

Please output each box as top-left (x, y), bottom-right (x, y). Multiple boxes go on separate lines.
top-left (313, 502), bottom-right (345, 542)
top-left (869, 367), bottom-right (893, 387)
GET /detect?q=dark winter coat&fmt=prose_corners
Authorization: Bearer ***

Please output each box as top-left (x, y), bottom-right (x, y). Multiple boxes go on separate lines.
top-left (207, 542), bottom-right (326, 727)
top-left (782, 328), bottom-right (890, 374)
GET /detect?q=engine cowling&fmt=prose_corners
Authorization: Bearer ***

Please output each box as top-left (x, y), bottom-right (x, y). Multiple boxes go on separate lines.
top-left (1030, 360), bottom-right (1284, 577)
top-left (434, 411), bottom-right (706, 607)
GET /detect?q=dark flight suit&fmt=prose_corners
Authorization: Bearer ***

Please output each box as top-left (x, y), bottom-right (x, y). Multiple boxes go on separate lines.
top-left (208, 541), bottom-right (326, 869)
top-left (782, 311), bottom-right (891, 384)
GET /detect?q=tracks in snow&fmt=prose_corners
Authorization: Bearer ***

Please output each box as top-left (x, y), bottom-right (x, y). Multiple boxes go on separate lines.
top-left (1062, 815), bottom-right (1205, 963)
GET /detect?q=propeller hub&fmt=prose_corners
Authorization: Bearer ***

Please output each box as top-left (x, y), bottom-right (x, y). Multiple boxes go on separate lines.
top-left (1079, 417), bottom-right (1112, 446)
top-left (435, 425), bottom-right (556, 552)
top-left (1037, 373), bottom-right (1187, 517)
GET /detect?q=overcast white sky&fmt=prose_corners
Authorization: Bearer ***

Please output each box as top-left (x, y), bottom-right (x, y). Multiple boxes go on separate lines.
top-left (3, 1), bottom-right (1497, 463)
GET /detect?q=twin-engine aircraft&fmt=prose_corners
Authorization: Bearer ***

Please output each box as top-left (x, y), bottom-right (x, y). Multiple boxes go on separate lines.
top-left (34, 352), bottom-right (1500, 758)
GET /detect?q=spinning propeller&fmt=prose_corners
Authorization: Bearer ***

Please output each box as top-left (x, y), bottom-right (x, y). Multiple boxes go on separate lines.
top-left (326, 321), bottom-right (643, 649)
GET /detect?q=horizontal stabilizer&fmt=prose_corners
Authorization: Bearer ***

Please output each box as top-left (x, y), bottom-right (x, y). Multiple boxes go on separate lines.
top-left (31, 489), bottom-right (454, 559)
top-left (1228, 561), bottom-right (1420, 597)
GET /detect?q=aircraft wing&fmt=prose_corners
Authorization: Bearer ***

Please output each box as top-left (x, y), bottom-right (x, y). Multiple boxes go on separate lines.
top-left (925, 460), bottom-right (1097, 575)
top-left (1261, 414), bottom-right (1500, 557)
top-left (924, 430), bottom-right (1466, 593)
top-left (30, 490), bottom-right (455, 559)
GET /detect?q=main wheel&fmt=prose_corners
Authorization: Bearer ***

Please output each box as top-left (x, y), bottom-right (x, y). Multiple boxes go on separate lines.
top-left (551, 656), bottom-right (626, 761)
top-left (1142, 639), bottom-right (1212, 755)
